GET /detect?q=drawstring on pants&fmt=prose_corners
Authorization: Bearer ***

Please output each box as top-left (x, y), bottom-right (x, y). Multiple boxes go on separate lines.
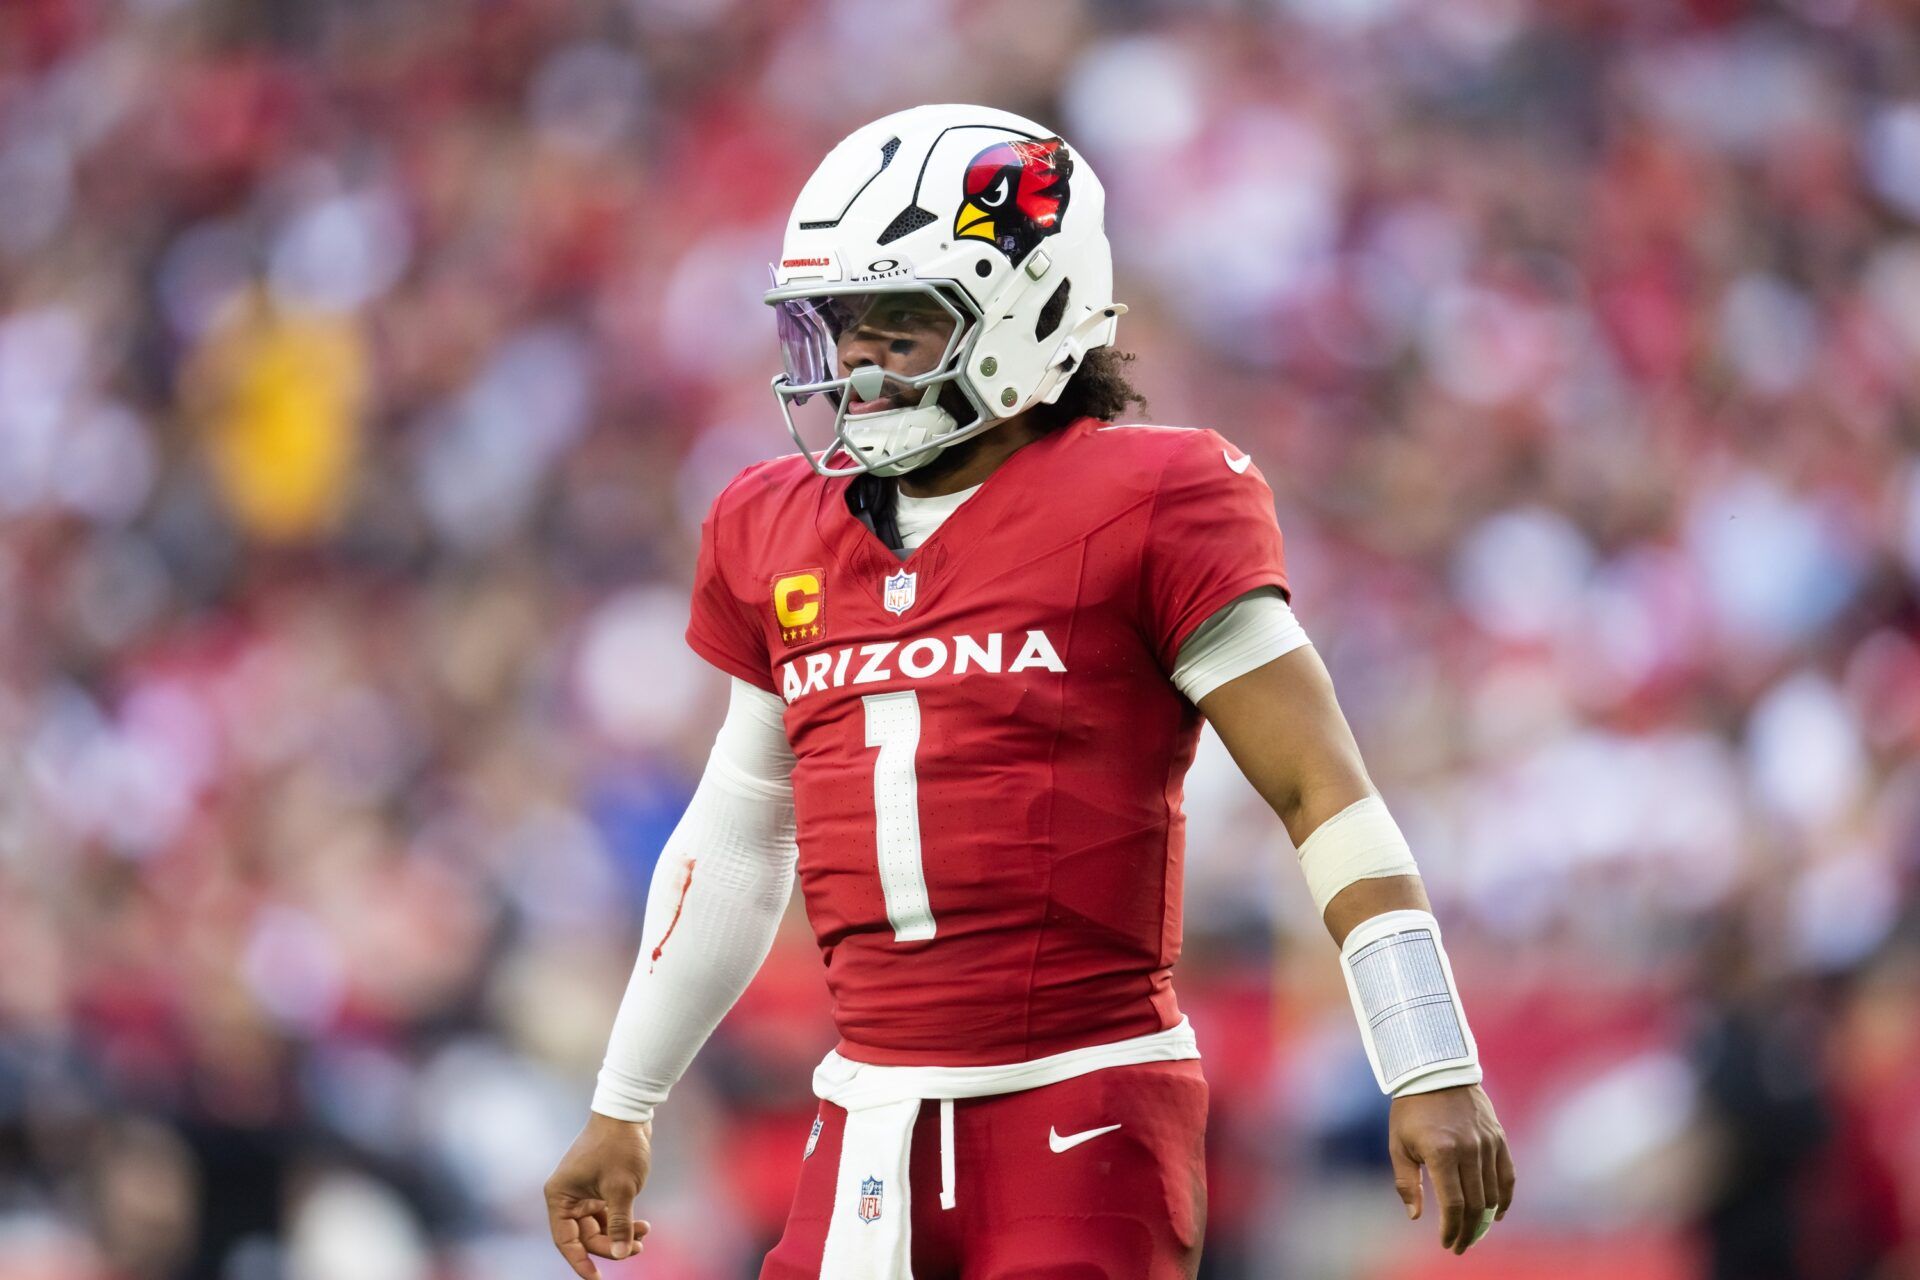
top-left (939, 1097), bottom-right (956, 1210)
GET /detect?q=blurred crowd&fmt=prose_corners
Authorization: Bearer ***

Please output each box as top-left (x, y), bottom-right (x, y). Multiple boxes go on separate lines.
top-left (3, 0), bottom-right (1920, 1277)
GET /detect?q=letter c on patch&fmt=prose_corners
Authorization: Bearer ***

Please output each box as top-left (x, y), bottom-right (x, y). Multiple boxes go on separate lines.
top-left (773, 572), bottom-right (822, 628)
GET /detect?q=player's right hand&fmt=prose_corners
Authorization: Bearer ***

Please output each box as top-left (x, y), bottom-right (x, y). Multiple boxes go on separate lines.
top-left (1387, 1083), bottom-right (1514, 1256)
top-left (544, 1113), bottom-right (654, 1278)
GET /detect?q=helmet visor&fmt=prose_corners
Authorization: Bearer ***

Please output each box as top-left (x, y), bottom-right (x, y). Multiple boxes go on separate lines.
top-left (771, 287), bottom-right (966, 410)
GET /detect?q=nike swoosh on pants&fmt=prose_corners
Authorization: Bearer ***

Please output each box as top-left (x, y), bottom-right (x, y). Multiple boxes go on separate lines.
top-left (1048, 1123), bottom-right (1122, 1153)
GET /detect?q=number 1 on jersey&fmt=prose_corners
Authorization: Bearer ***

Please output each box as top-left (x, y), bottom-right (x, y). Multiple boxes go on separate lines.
top-left (861, 691), bottom-right (936, 942)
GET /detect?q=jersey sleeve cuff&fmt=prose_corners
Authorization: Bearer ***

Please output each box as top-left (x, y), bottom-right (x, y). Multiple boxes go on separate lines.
top-left (1172, 590), bottom-right (1309, 704)
top-left (1162, 568), bottom-right (1290, 669)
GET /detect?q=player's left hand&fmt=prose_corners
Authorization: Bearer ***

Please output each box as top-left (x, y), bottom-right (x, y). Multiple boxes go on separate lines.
top-left (1387, 1083), bottom-right (1514, 1255)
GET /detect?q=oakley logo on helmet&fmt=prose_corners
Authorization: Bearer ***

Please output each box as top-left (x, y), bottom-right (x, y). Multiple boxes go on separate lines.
top-left (955, 137), bottom-right (1073, 263)
top-left (847, 258), bottom-right (912, 283)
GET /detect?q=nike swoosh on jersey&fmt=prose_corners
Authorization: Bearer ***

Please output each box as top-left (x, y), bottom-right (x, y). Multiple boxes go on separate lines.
top-left (1223, 449), bottom-right (1253, 474)
top-left (1048, 1123), bottom-right (1123, 1153)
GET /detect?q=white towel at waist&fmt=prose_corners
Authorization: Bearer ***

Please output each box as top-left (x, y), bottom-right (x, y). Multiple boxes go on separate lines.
top-left (811, 1018), bottom-right (1201, 1279)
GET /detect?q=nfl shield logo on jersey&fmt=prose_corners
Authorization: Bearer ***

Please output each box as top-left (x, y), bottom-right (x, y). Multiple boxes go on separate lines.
top-left (882, 569), bottom-right (916, 616)
top-left (858, 1176), bottom-right (884, 1223)
top-left (804, 1114), bottom-right (823, 1159)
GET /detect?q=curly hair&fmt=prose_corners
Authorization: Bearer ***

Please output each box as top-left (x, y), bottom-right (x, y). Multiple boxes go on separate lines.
top-left (1028, 346), bottom-right (1147, 431)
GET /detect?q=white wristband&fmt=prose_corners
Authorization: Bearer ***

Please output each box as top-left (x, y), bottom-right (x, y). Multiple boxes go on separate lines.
top-left (1338, 909), bottom-right (1481, 1096)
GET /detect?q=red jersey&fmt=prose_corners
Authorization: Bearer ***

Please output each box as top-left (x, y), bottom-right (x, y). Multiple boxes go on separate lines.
top-left (686, 418), bottom-right (1288, 1066)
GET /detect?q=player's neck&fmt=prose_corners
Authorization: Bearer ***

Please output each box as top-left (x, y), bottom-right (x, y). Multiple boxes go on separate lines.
top-left (896, 415), bottom-right (1043, 498)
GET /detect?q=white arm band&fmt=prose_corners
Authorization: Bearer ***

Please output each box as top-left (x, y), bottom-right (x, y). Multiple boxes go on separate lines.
top-left (591, 678), bottom-right (798, 1124)
top-left (1172, 588), bottom-right (1309, 703)
top-left (1339, 909), bottom-right (1482, 1097)
top-left (1295, 794), bottom-right (1421, 918)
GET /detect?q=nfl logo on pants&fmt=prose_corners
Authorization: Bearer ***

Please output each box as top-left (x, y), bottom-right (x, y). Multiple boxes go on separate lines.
top-left (858, 1176), bottom-right (884, 1223)
top-left (882, 570), bottom-right (916, 616)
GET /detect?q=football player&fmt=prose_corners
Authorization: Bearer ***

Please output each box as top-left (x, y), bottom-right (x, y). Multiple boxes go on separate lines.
top-left (546, 104), bottom-right (1515, 1279)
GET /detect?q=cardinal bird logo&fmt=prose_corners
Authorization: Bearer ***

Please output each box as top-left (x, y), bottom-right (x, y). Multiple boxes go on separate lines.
top-left (954, 137), bottom-right (1073, 263)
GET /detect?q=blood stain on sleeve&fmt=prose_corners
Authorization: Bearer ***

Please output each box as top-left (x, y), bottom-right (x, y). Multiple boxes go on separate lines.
top-left (648, 859), bottom-right (697, 972)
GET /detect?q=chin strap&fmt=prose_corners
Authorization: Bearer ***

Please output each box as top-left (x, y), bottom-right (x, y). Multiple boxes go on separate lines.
top-left (843, 379), bottom-right (962, 477)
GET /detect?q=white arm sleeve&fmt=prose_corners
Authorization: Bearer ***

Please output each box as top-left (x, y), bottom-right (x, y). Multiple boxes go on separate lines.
top-left (1172, 588), bottom-right (1310, 703)
top-left (591, 677), bottom-right (798, 1124)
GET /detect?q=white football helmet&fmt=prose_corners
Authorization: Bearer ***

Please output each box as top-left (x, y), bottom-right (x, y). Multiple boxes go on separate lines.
top-left (765, 104), bottom-right (1125, 477)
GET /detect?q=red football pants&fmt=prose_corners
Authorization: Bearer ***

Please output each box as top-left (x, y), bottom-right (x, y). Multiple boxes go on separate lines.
top-left (759, 1058), bottom-right (1208, 1280)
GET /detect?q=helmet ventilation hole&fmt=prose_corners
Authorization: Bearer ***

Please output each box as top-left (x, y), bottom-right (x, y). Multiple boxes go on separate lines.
top-left (1035, 279), bottom-right (1071, 342)
top-left (877, 205), bottom-right (936, 245)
